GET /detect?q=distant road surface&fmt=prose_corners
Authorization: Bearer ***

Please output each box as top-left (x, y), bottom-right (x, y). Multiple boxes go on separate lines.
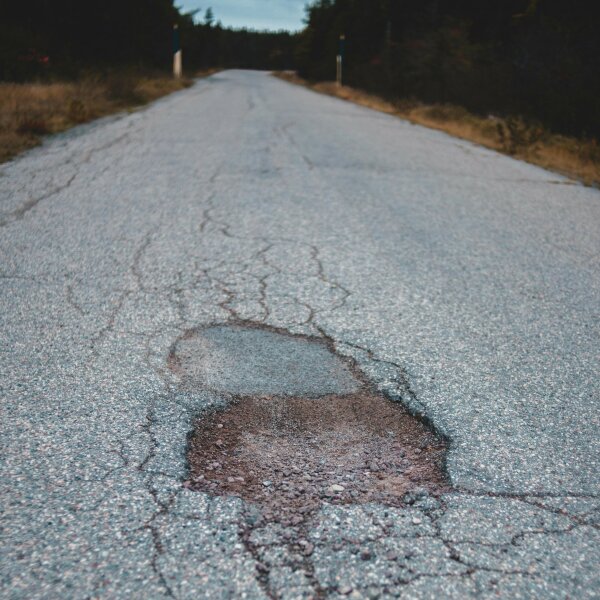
top-left (1, 70), bottom-right (598, 598)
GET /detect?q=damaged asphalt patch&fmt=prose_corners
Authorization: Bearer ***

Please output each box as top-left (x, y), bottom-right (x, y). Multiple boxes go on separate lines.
top-left (170, 323), bottom-right (450, 597)
top-left (172, 324), bottom-right (448, 523)
top-left (187, 392), bottom-right (447, 522)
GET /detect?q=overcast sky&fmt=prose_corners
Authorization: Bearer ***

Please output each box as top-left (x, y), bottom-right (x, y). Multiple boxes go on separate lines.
top-left (178, 0), bottom-right (307, 32)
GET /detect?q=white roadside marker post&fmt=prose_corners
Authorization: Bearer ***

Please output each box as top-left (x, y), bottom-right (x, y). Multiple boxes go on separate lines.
top-left (173, 24), bottom-right (182, 78)
top-left (336, 34), bottom-right (345, 87)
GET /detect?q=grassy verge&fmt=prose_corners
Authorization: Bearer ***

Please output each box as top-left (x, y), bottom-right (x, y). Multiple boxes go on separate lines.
top-left (274, 72), bottom-right (600, 187)
top-left (0, 70), bottom-right (216, 164)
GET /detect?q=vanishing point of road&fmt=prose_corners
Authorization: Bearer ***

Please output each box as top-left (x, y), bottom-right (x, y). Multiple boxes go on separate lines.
top-left (1, 71), bottom-right (598, 598)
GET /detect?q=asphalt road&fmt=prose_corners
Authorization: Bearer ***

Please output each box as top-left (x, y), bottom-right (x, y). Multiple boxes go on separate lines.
top-left (1, 70), bottom-right (599, 599)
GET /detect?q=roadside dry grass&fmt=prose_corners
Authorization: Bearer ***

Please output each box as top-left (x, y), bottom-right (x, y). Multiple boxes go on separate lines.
top-left (275, 72), bottom-right (600, 187)
top-left (0, 70), bottom-right (216, 163)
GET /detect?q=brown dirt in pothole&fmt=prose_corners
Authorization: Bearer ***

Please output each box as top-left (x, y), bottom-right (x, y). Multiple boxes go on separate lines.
top-left (186, 390), bottom-right (449, 526)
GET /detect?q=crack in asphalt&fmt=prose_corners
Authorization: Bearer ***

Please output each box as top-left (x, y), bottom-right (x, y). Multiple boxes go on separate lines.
top-left (0, 129), bottom-right (133, 228)
top-left (138, 402), bottom-right (179, 599)
top-left (0, 171), bottom-right (78, 228)
top-left (85, 226), bottom-right (159, 367)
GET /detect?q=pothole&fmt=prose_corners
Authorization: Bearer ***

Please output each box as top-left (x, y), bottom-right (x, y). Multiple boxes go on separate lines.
top-left (172, 323), bottom-right (449, 526)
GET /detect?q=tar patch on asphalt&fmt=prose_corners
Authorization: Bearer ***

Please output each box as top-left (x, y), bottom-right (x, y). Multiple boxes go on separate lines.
top-left (171, 323), bottom-right (449, 527)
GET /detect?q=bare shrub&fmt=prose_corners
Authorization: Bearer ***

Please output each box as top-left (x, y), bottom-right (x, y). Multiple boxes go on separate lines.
top-left (421, 104), bottom-right (471, 122)
top-left (577, 138), bottom-right (600, 164)
top-left (497, 116), bottom-right (546, 155)
top-left (67, 99), bottom-right (87, 123)
top-left (105, 73), bottom-right (145, 105)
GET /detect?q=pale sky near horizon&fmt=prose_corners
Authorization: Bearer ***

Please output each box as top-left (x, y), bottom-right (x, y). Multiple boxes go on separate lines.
top-left (177, 0), bottom-right (307, 32)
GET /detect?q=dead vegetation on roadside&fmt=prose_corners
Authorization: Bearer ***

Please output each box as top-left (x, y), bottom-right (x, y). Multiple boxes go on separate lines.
top-left (275, 72), bottom-right (600, 187)
top-left (0, 70), bottom-right (215, 164)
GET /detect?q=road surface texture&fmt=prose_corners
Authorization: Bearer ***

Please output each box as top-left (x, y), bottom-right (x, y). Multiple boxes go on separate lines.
top-left (1, 70), bottom-right (599, 599)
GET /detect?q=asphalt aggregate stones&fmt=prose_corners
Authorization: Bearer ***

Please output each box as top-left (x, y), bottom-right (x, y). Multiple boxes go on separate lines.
top-left (1, 71), bottom-right (599, 598)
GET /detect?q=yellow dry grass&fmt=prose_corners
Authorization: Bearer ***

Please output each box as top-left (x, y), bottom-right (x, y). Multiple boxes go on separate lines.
top-left (0, 71), bottom-right (220, 163)
top-left (275, 72), bottom-right (600, 187)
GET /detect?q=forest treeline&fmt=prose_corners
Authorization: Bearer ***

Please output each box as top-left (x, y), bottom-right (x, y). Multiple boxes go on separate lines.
top-left (296, 0), bottom-right (600, 138)
top-left (1, 0), bottom-right (598, 139)
top-left (0, 1), bottom-right (296, 80)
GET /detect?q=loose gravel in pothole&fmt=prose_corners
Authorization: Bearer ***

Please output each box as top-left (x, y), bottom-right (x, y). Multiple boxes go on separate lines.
top-left (175, 324), bottom-right (449, 526)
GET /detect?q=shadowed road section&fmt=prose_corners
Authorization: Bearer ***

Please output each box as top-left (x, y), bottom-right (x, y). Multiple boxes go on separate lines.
top-left (1, 70), bottom-right (598, 598)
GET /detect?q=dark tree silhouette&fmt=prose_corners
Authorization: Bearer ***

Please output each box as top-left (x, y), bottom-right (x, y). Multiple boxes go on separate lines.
top-left (0, 1), bottom-right (297, 80)
top-left (296, 0), bottom-right (600, 138)
top-left (204, 8), bottom-right (215, 27)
